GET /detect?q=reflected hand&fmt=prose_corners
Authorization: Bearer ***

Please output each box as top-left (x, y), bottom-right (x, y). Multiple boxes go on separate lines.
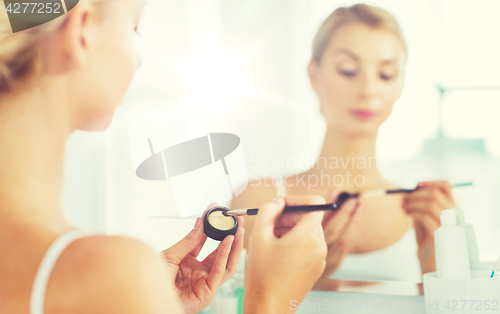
top-left (402, 181), bottom-right (457, 273)
top-left (161, 202), bottom-right (245, 314)
top-left (321, 189), bottom-right (360, 277)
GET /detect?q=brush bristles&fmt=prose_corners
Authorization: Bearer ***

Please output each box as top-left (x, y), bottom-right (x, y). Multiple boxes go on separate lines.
top-left (224, 209), bottom-right (247, 216)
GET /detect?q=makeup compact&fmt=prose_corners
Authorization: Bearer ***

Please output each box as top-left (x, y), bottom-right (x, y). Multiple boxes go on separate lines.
top-left (204, 206), bottom-right (238, 241)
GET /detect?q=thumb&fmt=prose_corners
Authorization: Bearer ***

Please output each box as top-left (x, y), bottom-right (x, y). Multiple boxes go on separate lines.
top-left (163, 217), bottom-right (205, 265)
top-left (253, 196), bottom-right (286, 234)
top-left (323, 189), bottom-right (342, 224)
top-left (325, 189), bottom-right (342, 204)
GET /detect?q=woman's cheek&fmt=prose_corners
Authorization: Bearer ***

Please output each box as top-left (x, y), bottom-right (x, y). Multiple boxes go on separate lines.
top-left (323, 74), bottom-right (352, 104)
top-left (378, 84), bottom-right (399, 120)
top-left (118, 34), bottom-right (138, 91)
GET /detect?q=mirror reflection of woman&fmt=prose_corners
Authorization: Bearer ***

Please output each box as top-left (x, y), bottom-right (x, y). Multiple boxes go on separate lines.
top-left (233, 3), bottom-right (457, 281)
top-left (0, 1), bottom-right (332, 313)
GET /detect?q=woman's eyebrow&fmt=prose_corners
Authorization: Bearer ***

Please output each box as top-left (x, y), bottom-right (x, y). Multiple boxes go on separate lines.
top-left (332, 48), bottom-right (359, 61)
top-left (380, 59), bottom-right (398, 65)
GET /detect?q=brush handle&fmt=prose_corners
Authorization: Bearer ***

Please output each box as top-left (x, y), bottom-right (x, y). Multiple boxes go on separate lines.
top-left (229, 183), bottom-right (472, 216)
top-left (243, 192), bottom-right (354, 216)
top-left (244, 203), bottom-right (336, 216)
top-left (386, 188), bottom-right (415, 194)
top-left (385, 182), bottom-right (472, 195)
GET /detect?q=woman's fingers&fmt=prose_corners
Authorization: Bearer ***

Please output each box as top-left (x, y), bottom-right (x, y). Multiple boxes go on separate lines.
top-left (322, 239), bottom-right (350, 277)
top-left (418, 181), bottom-right (454, 198)
top-left (325, 189), bottom-right (342, 204)
top-left (202, 217), bottom-right (243, 266)
top-left (253, 197), bottom-right (287, 235)
top-left (189, 208), bottom-right (212, 258)
top-left (322, 189), bottom-right (349, 226)
top-left (403, 201), bottom-right (441, 225)
top-left (412, 212), bottom-right (440, 231)
top-left (223, 216), bottom-right (245, 280)
top-left (163, 217), bottom-right (207, 265)
top-left (205, 235), bottom-right (235, 291)
top-left (256, 195), bottom-right (325, 238)
top-left (166, 203), bottom-right (218, 264)
top-left (403, 188), bottom-right (451, 209)
top-left (286, 210), bottom-right (325, 237)
top-left (275, 212), bottom-right (302, 229)
top-left (274, 226), bottom-right (292, 238)
top-left (274, 195), bottom-right (326, 232)
top-left (323, 198), bottom-right (358, 244)
top-left (281, 195), bottom-right (326, 238)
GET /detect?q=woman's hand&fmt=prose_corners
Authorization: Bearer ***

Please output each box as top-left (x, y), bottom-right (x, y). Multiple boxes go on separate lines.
top-left (320, 189), bottom-right (360, 277)
top-left (161, 202), bottom-right (245, 314)
top-left (402, 181), bottom-right (457, 273)
top-left (244, 195), bottom-right (328, 314)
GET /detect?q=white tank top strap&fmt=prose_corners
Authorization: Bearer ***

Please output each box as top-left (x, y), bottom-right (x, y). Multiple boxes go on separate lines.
top-left (30, 230), bottom-right (87, 314)
top-left (275, 177), bottom-right (287, 196)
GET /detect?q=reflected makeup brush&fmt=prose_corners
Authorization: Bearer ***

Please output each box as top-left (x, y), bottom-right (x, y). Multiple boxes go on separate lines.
top-left (349, 182), bottom-right (472, 198)
top-left (222, 182), bottom-right (472, 216)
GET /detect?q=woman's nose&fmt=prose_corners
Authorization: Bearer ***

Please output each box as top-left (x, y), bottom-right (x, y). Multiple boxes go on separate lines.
top-left (359, 72), bottom-right (378, 99)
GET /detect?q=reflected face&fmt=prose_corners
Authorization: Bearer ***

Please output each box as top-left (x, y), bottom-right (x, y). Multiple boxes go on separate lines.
top-left (78, 0), bottom-right (144, 131)
top-left (309, 23), bottom-right (406, 136)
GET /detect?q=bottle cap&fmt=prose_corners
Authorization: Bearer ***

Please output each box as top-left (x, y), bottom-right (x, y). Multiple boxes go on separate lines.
top-left (440, 209), bottom-right (457, 225)
top-left (454, 207), bottom-right (465, 224)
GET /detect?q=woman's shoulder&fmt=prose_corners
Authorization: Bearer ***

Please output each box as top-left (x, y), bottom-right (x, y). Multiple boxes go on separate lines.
top-left (62, 235), bottom-right (163, 274)
top-left (232, 177), bottom-right (279, 209)
top-left (46, 235), bottom-right (180, 314)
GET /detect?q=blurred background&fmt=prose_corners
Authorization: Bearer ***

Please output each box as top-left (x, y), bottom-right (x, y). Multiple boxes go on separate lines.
top-left (63, 0), bottom-right (500, 262)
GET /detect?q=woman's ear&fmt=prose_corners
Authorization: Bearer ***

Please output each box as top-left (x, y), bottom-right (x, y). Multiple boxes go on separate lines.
top-left (307, 59), bottom-right (320, 95)
top-left (57, 1), bottom-right (94, 70)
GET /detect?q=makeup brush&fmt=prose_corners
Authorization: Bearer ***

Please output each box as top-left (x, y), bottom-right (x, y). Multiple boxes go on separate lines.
top-left (351, 182), bottom-right (472, 198)
top-left (222, 182), bottom-right (472, 216)
top-left (223, 192), bottom-right (354, 216)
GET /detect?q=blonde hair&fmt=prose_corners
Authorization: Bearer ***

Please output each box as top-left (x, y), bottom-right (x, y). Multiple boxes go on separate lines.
top-left (0, 0), bottom-right (107, 94)
top-left (312, 3), bottom-right (407, 62)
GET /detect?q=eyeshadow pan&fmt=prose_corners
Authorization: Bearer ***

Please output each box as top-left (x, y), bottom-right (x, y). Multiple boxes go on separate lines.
top-left (203, 206), bottom-right (238, 241)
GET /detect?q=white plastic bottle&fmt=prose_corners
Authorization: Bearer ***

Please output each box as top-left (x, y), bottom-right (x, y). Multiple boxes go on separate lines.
top-left (435, 209), bottom-right (471, 279)
top-left (454, 208), bottom-right (481, 270)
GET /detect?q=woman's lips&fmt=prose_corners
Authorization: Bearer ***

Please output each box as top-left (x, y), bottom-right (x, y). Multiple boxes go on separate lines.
top-left (349, 109), bottom-right (376, 121)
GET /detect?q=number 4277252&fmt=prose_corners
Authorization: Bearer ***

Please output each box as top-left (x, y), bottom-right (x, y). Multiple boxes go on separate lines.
top-left (5, 2), bottom-right (62, 14)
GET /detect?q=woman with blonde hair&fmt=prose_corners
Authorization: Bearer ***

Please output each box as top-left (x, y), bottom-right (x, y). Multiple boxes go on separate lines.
top-left (0, 1), bottom-right (346, 313)
top-left (233, 3), bottom-right (457, 281)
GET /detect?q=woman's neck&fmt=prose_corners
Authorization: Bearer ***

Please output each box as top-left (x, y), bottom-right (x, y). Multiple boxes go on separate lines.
top-left (308, 126), bottom-right (386, 190)
top-left (0, 84), bottom-right (73, 230)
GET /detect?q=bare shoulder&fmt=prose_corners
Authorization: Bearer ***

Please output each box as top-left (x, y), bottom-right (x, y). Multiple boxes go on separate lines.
top-left (46, 235), bottom-right (182, 314)
top-left (231, 177), bottom-right (278, 209)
